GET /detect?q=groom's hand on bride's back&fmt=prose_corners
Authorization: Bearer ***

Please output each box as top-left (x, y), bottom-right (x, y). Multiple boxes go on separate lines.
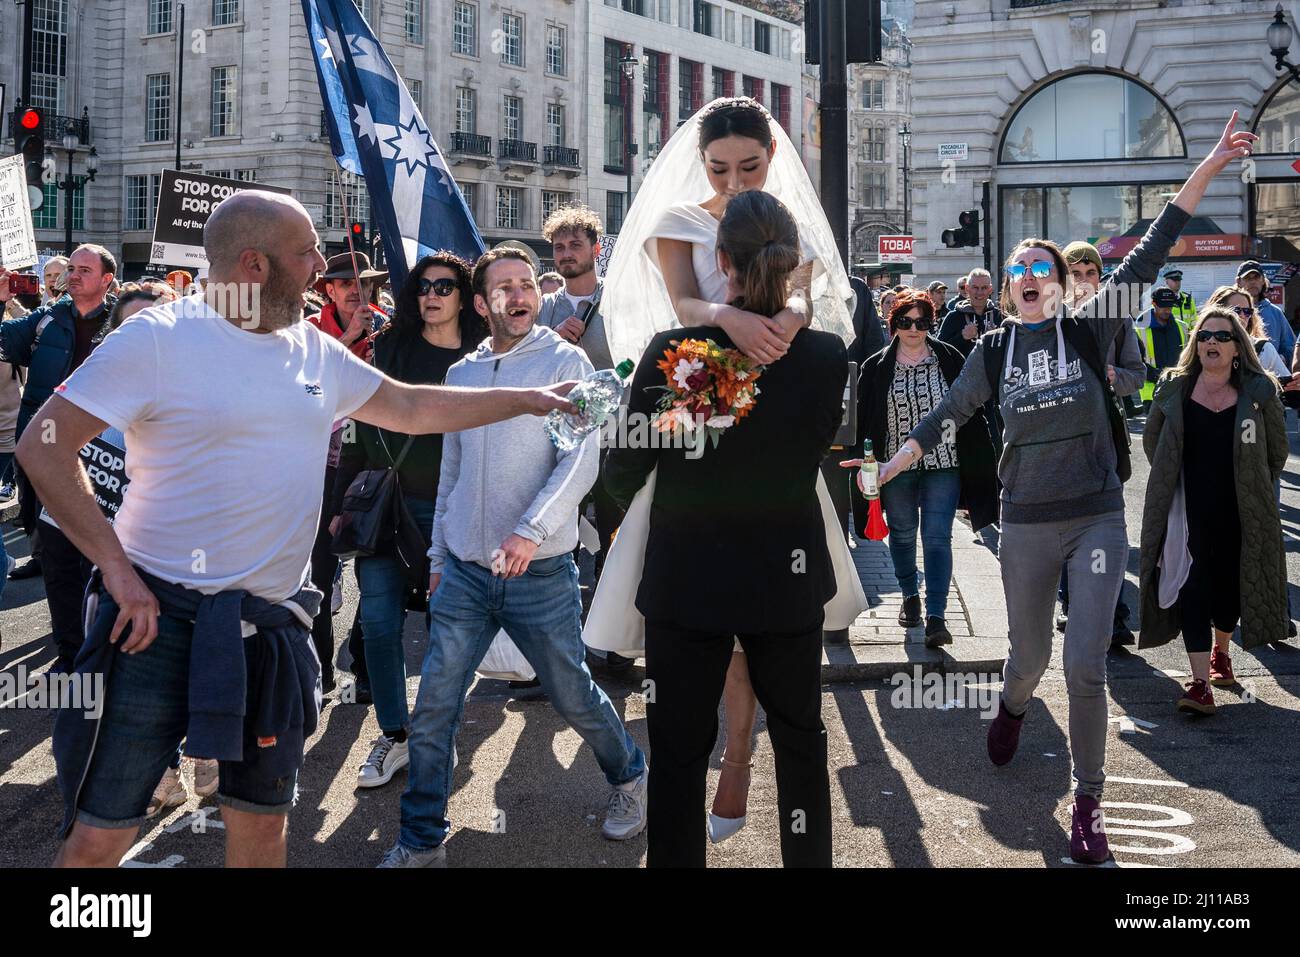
top-left (720, 309), bottom-right (789, 365)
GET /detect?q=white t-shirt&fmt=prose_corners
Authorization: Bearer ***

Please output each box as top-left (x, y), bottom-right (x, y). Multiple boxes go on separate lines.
top-left (563, 290), bottom-right (594, 315)
top-left (57, 296), bottom-right (385, 601)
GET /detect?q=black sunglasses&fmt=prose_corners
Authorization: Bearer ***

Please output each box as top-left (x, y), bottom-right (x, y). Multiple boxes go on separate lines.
top-left (894, 314), bottom-right (932, 331)
top-left (416, 277), bottom-right (458, 298)
top-left (1230, 306), bottom-right (1253, 319)
top-left (1195, 329), bottom-right (1235, 344)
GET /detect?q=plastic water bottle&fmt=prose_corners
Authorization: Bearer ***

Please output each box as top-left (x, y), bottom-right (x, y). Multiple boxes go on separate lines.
top-left (545, 359), bottom-right (636, 451)
top-left (859, 439), bottom-right (880, 500)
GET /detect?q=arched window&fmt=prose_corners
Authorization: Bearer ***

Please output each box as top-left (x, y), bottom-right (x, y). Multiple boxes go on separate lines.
top-left (1253, 80), bottom-right (1300, 156)
top-left (1000, 72), bottom-right (1185, 164)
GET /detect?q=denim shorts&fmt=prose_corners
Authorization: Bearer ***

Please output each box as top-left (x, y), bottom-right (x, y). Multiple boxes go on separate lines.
top-left (73, 609), bottom-right (300, 830)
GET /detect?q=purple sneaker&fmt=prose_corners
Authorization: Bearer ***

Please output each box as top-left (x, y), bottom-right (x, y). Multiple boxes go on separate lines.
top-left (1070, 795), bottom-right (1111, 864)
top-left (986, 699), bottom-right (1025, 766)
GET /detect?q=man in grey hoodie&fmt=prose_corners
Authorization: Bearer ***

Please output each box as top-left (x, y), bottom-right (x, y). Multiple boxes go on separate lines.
top-left (382, 248), bottom-right (647, 868)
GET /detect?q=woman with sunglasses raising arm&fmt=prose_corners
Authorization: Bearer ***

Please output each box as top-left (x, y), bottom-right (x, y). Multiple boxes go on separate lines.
top-left (329, 253), bottom-right (488, 789)
top-left (849, 113), bottom-right (1256, 865)
top-left (1139, 305), bottom-right (1289, 716)
top-left (848, 291), bottom-right (998, 648)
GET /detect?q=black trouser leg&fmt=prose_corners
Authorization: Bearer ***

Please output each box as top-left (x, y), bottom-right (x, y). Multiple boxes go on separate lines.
top-left (644, 621), bottom-right (734, 868)
top-left (39, 521), bottom-right (93, 669)
top-left (737, 623), bottom-right (832, 868)
top-left (310, 466), bottom-right (339, 692)
top-left (592, 451), bottom-right (625, 583)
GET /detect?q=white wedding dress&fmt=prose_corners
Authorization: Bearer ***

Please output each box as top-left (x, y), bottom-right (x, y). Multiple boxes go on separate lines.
top-left (583, 101), bottom-right (867, 657)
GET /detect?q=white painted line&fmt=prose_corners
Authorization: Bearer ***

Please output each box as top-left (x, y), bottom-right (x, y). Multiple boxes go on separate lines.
top-left (1107, 776), bottom-right (1188, 788)
top-left (1106, 828), bottom-right (1197, 855)
top-left (1101, 802), bottom-right (1194, 828)
top-left (1108, 715), bottom-right (1159, 729)
top-left (121, 854), bottom-right (184, 868)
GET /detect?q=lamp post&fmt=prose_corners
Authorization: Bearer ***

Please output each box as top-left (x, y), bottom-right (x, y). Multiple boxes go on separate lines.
top-left (52, 110), bottom-right (97, 256)
top-left (1268, 4), bottom-right (1300, 83)
top-left (898, 124), bottom-right (911, 235)
top-left (619, 50), bottom-right (638, 227)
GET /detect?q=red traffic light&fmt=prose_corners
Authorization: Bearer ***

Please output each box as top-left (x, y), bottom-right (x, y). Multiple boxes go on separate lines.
top-left (351, 224), bottom-right (363, 234)
top-left (19, 108), bottom-right (42, 130)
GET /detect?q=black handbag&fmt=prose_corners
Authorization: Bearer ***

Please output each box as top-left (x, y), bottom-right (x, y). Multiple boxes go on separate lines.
top-left (330, 433), bottom-right (415, 560)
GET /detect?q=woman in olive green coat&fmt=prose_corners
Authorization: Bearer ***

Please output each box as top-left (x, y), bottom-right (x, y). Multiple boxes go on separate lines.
top-left (1139, 306), bottom-right (1291, 714)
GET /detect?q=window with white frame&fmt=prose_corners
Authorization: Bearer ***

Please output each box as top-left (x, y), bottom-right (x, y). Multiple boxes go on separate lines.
top-left (454, 2), bottom-right (477, 56)
top-left (657, 0), bottom-right (671, 22)
top-left (352, 0), bottom-right (371, 21)
top-left (546, 24), bottom-right (566, 76)
top-left (860, 168), bottom-right (886, 208)
top-left (862, 78), bottom-right (884, 110)
top-left (148, 0), bottom-right (173, 34)
top-left (210, 66), bottom-right (237, 136)
top-left (327, 174), bottom-right (371, 228)
top-left (212, 0), bottom-right (239, 27)
top-left (496, 186), bottom-right (522, 229)
top-left (460, 181), bottom-right (477, 218)
top-left (547, 103), bottom-right (565, 147)
top-left (405, 0), bottom-right (423, 44)
top-left (862, 125), bottom-right (885, 162)
top-left (780, 28), bottom-right (791, 60)
top-left (32, 0), bottom-right (69, 114)
top-left (234, 169), bottom-right (258, 182)
top-left (742, 15), bottom-right (752, 48)
top-left (455, 87), bottom-right (476, 132)
top-left (606, 191), bottom-right (625, 234)
top-left (542, 190), bottom-right (572, 221)
top-left (502, 95), bottom-right (521, 140)
top-left (146, 73), bottom-right (171, 142)
top-left (125, 173), bottom-right (162, 230)
top-left (408, 79), bottom-right (422, 113)
top-left (754, 20), bottom-right (772, 54)
top-left (501, 12), bottom-right (523, 67)
top-left (724, 9), bottom-right (735, 43)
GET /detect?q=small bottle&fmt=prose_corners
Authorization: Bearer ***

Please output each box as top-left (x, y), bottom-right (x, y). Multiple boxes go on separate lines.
top-left (859, 439), bottom-right (880, 500)
top-left (544, 358), bottom-right (636, 451)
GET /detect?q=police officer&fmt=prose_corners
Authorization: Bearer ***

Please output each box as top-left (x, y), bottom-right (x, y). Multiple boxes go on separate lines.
top-left (1162, 268), bottom-right (1196, 326)
top-left (1140, 286), bottom-right (1189, 405)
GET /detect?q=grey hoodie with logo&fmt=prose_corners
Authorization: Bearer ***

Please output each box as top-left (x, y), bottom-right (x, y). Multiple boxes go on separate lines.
top-left (427, 324), bottom-right (597, 573)
top-left (911, 203), bottom-right (1190, 524)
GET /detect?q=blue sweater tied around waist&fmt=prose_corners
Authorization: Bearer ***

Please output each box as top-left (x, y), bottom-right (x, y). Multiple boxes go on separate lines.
top-left (54, 567), bottom-right (323, 836)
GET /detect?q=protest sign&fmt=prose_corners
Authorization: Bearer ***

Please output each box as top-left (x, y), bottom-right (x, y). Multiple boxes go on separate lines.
top-left (149, 169), bottom-right (291, 268)
top-left (0, 154), bottom-right (38, 270)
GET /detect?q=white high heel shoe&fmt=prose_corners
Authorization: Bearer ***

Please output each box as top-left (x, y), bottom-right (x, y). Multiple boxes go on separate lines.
top-left (707, 757), bottom-right (753, 844)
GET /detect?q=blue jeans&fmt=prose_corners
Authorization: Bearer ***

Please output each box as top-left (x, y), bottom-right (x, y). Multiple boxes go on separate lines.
top-left (356, 494), bottom-right (435, 734)
top-left (399, 552), bottom-right (646, 850)
top-left (879, 467), bottom-right (961, 620)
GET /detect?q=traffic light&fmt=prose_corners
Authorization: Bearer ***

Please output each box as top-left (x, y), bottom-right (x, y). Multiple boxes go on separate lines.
top-left (15, 107), bottom-right (45, 194)
top-left (942, 209), bottom-right (981, 249)
top-left (349, 221), bottom-right (367, 250)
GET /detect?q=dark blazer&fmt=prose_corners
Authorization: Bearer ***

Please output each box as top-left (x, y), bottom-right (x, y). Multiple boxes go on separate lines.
top-left (848, 276), bottom-right (887, 368)
top-left (603, 325), bottom-right (848, 635)
top-left (851, 335), bottom-right (1000, 534)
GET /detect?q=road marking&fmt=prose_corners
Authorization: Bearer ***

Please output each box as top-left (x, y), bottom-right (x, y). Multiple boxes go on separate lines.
top-left (1105, 828), bottom-right (1197, 855)
top-left (1108, 776), bottom-right (1188, 788)
top-left (122, 854), bottom-right (184, 868)
top-left (1101, 802), bottom-right (1193, 828)
top-left (1108, 715), bottom-right (1159, 729)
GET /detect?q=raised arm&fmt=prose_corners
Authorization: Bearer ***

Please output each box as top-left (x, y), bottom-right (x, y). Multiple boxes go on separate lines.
top-left (15, 395), bottom-right (161, 652)
top-left (351, 375), bottom-right (577, 435)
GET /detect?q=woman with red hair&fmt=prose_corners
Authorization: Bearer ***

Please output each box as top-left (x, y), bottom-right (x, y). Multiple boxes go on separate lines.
top-left (848, 291), bottom-right (999, 647)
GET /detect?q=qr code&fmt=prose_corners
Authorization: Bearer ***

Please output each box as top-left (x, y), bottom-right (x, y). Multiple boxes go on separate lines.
top-left (151, 243), bottom-right (167, 263)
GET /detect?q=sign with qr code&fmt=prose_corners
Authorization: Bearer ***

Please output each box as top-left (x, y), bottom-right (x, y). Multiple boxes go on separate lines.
top-left (149, 170), bottom-right (291, 269)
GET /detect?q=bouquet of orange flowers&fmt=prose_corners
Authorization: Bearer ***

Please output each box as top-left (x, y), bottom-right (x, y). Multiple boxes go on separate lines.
top-left (651, 338), bottom-right (763, 443)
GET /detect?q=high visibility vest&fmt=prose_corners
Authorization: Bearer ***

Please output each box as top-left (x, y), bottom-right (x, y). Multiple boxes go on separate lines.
top-left (1140, 316), bottom-right (1189, 401)
top-left (1169, 290), bottom-right (1196, 326)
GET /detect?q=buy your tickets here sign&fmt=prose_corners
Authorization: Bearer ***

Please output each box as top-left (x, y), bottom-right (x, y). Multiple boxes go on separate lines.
top-left (149, 169), bottom-right (291, 269)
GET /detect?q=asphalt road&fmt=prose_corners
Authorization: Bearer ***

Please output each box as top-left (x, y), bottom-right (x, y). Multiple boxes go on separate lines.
top-left (1, 410), bottom-right (1299, 868)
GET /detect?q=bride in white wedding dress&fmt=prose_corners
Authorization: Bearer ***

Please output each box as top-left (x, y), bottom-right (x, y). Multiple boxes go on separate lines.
top-left (586, 97), bottom-right (867, 844)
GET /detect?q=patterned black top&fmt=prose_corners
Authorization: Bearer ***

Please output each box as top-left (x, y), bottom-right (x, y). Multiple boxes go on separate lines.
top-left (886, 353), bottom-right (958, 470)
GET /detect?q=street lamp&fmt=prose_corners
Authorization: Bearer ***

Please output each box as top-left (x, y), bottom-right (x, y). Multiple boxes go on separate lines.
top-left (1268, 4), bottom-right (1300, 83)
top-left (619, 50), bottom-right (638, 227)
top-left (898, 124), bottom-right (912, 235)
top-left (52, 109), bottom-right (96, 256)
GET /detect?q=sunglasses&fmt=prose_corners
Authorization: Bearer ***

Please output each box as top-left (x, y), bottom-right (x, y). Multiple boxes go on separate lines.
top-left (894, 314), bottom-right (932, 331)
top-left (1195, 330), bottom-right (1235, 343)
top-left (1005, 261), bottom-right (1053, 281)
top-left (416, 277), bottom-right (458, 298)
top-left (1230, 306), bottom-right (1253, 319)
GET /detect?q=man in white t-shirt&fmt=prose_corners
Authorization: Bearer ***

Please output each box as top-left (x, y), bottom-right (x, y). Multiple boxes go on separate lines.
top-left (17, 190), bottom-right (577, 869)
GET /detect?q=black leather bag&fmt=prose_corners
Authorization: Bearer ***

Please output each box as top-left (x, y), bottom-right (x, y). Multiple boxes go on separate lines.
top-left (330, 434), bottom-right (415, 560)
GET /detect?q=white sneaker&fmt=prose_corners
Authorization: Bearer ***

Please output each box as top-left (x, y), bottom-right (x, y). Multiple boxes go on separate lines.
top-left (356, 734), bottom-right (409, 788)
top-left (146, 766), bottom-right (189, 817)
top-left (377, 842), bottom-right (446, 868)
top-left (191, 758), bottom-right (219, 798)
top-left (601, 766), bottom-right (648, 840)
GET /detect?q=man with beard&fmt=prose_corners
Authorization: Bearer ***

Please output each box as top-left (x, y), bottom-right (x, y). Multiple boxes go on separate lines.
top-left (382, 247), bottom-right (647, 867)
top-left (19, 191), bottom-right (578, 868)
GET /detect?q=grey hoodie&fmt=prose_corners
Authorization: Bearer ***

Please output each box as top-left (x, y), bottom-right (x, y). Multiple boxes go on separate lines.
top-left (428, 324), bottom-right (597, 573)
top-left (911, 202), bottom-right (1190, 524)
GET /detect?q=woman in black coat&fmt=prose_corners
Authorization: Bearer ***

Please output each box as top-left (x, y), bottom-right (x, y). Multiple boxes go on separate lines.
top-left (847, 291), bottom-right (999, 647)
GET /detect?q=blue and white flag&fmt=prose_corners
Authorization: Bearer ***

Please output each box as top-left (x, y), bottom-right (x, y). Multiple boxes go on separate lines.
top-left (303, 0), bottom-right (485, 292)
